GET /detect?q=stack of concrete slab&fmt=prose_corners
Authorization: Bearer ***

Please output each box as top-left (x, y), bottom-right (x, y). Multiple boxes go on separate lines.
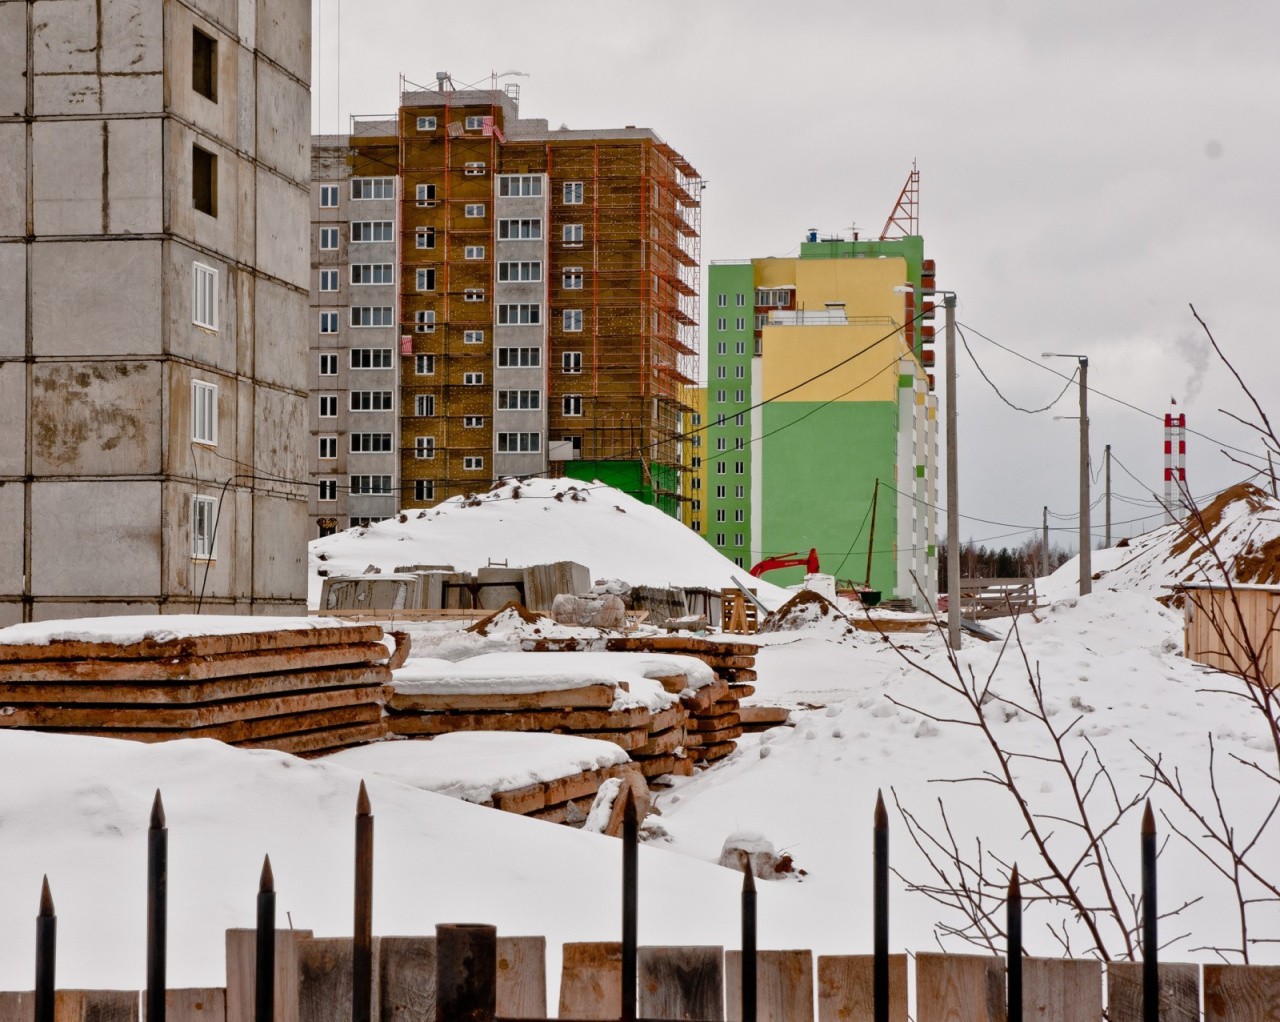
top-left (0, 617), bottom-right (393, 756)
top-left (319, 561), bottom-right (591, 614)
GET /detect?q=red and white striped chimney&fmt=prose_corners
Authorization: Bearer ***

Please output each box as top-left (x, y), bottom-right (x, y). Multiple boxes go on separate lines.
top-left (1164, 403), bottom-right (1186, 523)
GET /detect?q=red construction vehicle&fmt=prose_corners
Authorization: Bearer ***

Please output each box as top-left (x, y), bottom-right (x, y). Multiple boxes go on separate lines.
top-left (749, 548), bottom-right (820, 578)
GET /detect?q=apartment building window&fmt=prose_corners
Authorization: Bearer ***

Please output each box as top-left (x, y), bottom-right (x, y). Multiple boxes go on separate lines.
top-left (735, 365), bottom-right (746, 379)
top-left (416, 115), bottom-right (437, 131)
top-left (734, 533), bottom-right (745, 547)
top-left (192, 263), bottom-right (218, 330)
top-left (498, 389), bottom-right (540, 410)
top-left (319, 227), bottom-right (338, 249)
top-left (562, 224), bottom-right (583, 245)
top-left (465, 246), bottom-right (485, 260)
top-left (736, 341), bottom-right (747, 355)
top-left (192, 27), bottom-right (218, 101)
top-left (497, 347), bottom-right (540, 367)
top-left (498, 218), bottom-right (542, 240)
top-left (691, 478), bottom-right (701, 491)
top-left (715, 462), bottom-right (726, 475)
top-left (754, 314), bottom-right (768, 331)
top-left (498, 174), bottom-right (543, 197)
top-left (735, 485), bottom-right (745, 498)
top-left (736, 293), bottom-right (746, 306)
top-left (464, 203), bottom-right (486, 218)
top-left (715, 509), bottom-right (726, 524)
top-left (735, 412), bottom-right (745, 427)
top-left (319, 185), bottom-right (338, 208)
top-left (415, 183), bottom-right (437, 206)
top-left (318, 478), bottom-right (337, 501)
top-left (562, 394), bottom-right (583, 416)
top-left (715, 437), bottom-right (727, 452)
top-left (414, 394), bottom-right (435, 416)
top-left (464, 115), bottom-right (485, 130)
top-left (350, 348), bottom-right (392, 369)
top-left (350, 306), bottom-right (393, 327)
top-left (498, 432), bottom-right (541, 453)
top-left (735, 461), bottom-right (745, 474)
top-left (351, 221), bottom-right (393, 242)
top-left (715, 532), bottom-right (726, 547)
top-left (415, 354), bottom-right (436, 375)
top-left (464, 161), bottom-right (486, 176)
top-left (497, 304), bottom-right (541, 325)
top-left (716, 317), bottom-right (726, 331)
top-left (318, 394), bottom-right (337, 417)
top-left (691, 500), bottom-right (702, 512)
top-left (563, 181), bottom-right (584, 204)
top-left (717, 294), bottom-right (727, 308)
top-left (318, 436), bottom-right (337, 459)
top-left (463, 330), bottom-right (485, 345)
top-left (734, 509), bottom-right (745, 523)
top-left (735, 317), bottom-right (746, 331)
top-left (350, 391), bottom-right (393, 411)
top-left (463, 288), bottom-right (486, 302)
top-left (716, 342), bottom-right (727, 355)
top-left (463, 415), bottom-right (484, 428)
top-left (714, 485), bottom-right (726, 499)
top-left (715, 366), bottom-right (726, 380)
top-left (414, 436), bottom-right (435, 459)
top-left (735, 437), bottom-right (745, 450)
top-left (463, 456), bottom-right (484, 470)
top-left (715, 389), bottom-right (726, 403)
top-left (562, 267), bottom-right (583, 290)
top-left (350, 475), bottom-right (392, 495)
top-left (192, 144), bottom-right (216, 216)
top-left (319, 269), bottom-right (338, 292)
top-left (562, 351), bottom-right (582, 374)
top-left (692, 519), bottom-right (701, 531)
top-left (498, 261), bottom-right (542, 282)
top-left (415, 228), bottom-right (436, 249)
top-left (352, 263), bottom-right (393, 284)
top-left (191, 381), bottom-right (217, 445)
top-left (415, 310), bottom-right (436, 333)
top-left (562, 309), bottom-right (583, 332)
top-left (350, 433), bottom-right (392, 453)
top-left (416, 268), bottom-right (436, 291)
top-left (191, 495), bottom-right (217, 559)
top-left (464, 372), bottom-right (484, 385)
top-left (318, 353), bottom-right (337, 376)
top-left (351, 177), bottom-right (394, 200)
top-left (414, 479), bottom-right (434, 501)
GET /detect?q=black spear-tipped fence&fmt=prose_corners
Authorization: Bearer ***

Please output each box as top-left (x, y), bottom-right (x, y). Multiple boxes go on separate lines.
top-left (25, 784), bottom-right (1174, 1022)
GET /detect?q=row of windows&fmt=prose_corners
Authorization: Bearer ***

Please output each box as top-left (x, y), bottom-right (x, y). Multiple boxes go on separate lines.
top-left (715, 293), bottom-right (749, 307)
top-left (714, 341), bottom-right (750, 356)
top-left (713, 389), bottom-right (749, 403)
top-left (714, 317), bottom-right (749, 332)
top-left (714, 365), bottom-right (749, 379)
top-left (318, 433), bottom-right (394, 457)
top-left (321, 223), bottom-right (591, 251)
top-left (323, 175), bottom-right (588, 205)
top-left (317, 349), bottom-right (393, 374)
top-left (317, 392), bottom-right (394, 416)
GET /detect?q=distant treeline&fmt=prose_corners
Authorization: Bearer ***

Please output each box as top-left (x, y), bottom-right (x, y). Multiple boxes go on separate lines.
top-left (938, 538), bottom-right (1073, 588)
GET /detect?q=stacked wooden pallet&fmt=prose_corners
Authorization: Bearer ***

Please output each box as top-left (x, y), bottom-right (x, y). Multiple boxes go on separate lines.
top-left (0, 620), bottom-right (393, 756)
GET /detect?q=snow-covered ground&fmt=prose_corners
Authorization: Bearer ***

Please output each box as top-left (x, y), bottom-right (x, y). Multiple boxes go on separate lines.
top-left (2, 484), bottom-right (1278, 999)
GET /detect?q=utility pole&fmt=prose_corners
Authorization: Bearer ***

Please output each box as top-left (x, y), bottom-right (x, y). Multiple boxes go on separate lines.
top-left (944, 294), bottom-right (960, 649)
top-left (1104, 444), bottom-right (1112, 548)
top-left (1078, 358), bottom-right (1091, 595)
top-left (1042, 506), bottom-right (1049, 577)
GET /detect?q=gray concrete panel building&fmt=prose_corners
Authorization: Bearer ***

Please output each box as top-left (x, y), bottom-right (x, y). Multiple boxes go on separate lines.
top-left (0, 0), bottom-right (312, 623)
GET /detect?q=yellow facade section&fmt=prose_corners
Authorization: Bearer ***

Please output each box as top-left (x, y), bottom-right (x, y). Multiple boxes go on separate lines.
top-left (680, 385), bottom-right (708, 533)
top-left (762, 324), bottom-right (911, 403)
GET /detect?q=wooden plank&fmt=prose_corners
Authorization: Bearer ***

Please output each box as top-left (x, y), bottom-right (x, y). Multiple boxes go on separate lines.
top-left (606, 637), bottom-right (759, 656)
top-left (0, 993), bottom-right (33, 1022)
top-left (695, 740), bottom-right (737, 762)
top-left (738, 706), bottom-right (791, 727)
top-left (633, 725), bottom-right (687, 757)
top-left (494, 782), bottom-right (548, 815)
top-left (0, 642), bottom-right (390, 681)
top-left (249, 720), bottom-right (389, 757)
top-left (0, 625), bottom-right (386, 662)
top-left (377, 935), bottom-right (546, 1021)
top-left (634, 754), bottom-right (679, 778)
top-left (682, 679), bottom-right (731, 714)
top-left (1204, 963), bottom-right (1280, 1022)
top-left (915, 952), bottom-right (1005, 1022)
top-left (161, 990), bottom-right (225, 1022)
top-left (603, 772), bottom-right (652, 836)
top-left (638, 945), bottom-right (724, 1021)
top-left (387, 683), bottom-right (617, 712)
top-left (296, 937), bottom-right (386, 1022)
top-left (54, 991), bottom-right (139, 1022)
top-left (383, 705), bottom-right (652, 732)
top-left (691, 712), bottom-right (741, 732)
top-left (226, 928), bottom-right (312, 1022)
top-left (725, 949), bottom-right (813, 1022)
top-left (0, 665), bottom-right (392, 705)
top-left (651, 674), bottom-right (692, 694)
top-left (61, 702), bottom-right (385, 746)
top-left (542, 763), bottom-right (634, 806)
top-left (1021, 958), bottom-right (1101, 1022)
top-left (559, 942), bottom-right (622, 1020)
top-left (697, 725), bottom-right (744, 745)
top-left (649, 705), bottom-right (689, 732)
top-left (816, 954), bottom-right (908, 1022)
top-left (1108, 962), bottom-right (1198, 1022)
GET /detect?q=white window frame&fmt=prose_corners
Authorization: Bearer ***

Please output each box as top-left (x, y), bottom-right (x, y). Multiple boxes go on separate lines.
top-left (319, 269), bottom-right (338, 292)
top-left (350, 306), bottom-right (394, 328)
top-left (415, 183), bottom-right (437, 207)
top-left (349, 433), bottom-right (392, 453)
top-left (497, 304), bottom-right (541, 325)
top-left (416, 115), bottom-right (437, 131)
top-left (415, 310), bottom-right (436, 333)
top-left (318, 435), bottom-right (337, 459)
top-left (415, 228), bottom-right (436, 250)
top-left (318, 394), bottom-right (337, 417)
top-left (498, 261), bottom-right (542, 282)
top-left (191, 380), bottom-right (217, 445)
top-left (498, 174), bottom-right (543, 197)
top-left (416, 267), bottom-right (436, 292)
top-left (319, 227), bottom-right (338, 249)
top-left (498, 389), bottom-right (541, 410)
top-left (351, 221), bottom-right (393, 242)
top-left (562, 223), bottom-right (583, 244)
top-left (351, 263), bottom-right (394, 285)
top-left (192, 263), bottom-right (218, 330)
top-left (562, 351), bottom-right (582, 374)
top-left (497, 347), bottom-right (540, 367)
top-left (562, 309), bottom-right (583, 332)
top-left (463, 330), bottom-right (485, 345)
top-left (463, 288), bottom-right (486, 302)
top-left (351, 177), bottom-right (394, 200)
top-left (562, 394), bottom-right (583, 417)
top-left (463, 372), bottom-right (484, 385)
top-left (498, 218), bottom-right (542, 240)
top-left (318, 185), bottom-right (339, 208)
top-left (464, 161), bottom-right (486, 177)
top-left (415, 354), bottom-right (436, 375)
top-left (562, 266), bottom-right (583, 290)
top-left (318, 478), bottom-right (337, 502)
top-left (414, 436), bottom-right (436, 460)
top-left (350, 347), bottom-right (393, 369)
top-left (350, 390), bottom-right (393, 411)
top-left (463, 415), bottom-right (484, 428)
top-left (464, 203), bottom-right (486, 218)
top-left (717, 294), bottom-right (727, 308)
top-left (414, 394), bottom-right (435, 417)
top-left (464, 245), bottom-right (485, 260)
top-left (414, 479), bottom-right (435, 501)
top-left (463, 456), bottom-right (484, 470)
top-left (319, 312), bottom-right (339, 334)
top-left (563, 181), bottom-right (584, 204)
top-left (464, 115), bottom-right (485, 131)
top-left (191, 494), bottom-right (217, 559)
top-left (497, 432), bottom-right (541, 453)
top-left (318, 353), bottom-right (337, 376)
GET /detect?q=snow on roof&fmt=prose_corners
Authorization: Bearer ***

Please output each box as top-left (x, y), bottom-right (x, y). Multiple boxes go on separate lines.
top-left (308, 477), bottom-right (791, 610)
top-left (325, 733), bottom-right (630, 805)
top-left (0, 615), bottom-right (349, 648)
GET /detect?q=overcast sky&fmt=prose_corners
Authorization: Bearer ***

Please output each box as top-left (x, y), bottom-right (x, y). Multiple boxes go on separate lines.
top-left (311, 0), bottom-right (1280, 555)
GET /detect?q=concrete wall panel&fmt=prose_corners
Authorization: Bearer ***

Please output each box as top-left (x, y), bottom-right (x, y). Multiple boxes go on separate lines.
top-left (166, 242), bottom-right (238, 372)
top-left (31, 600), bottom-right (159, 621)
top-left (31, 239), bottom-right (163, 356)
top-left (254, 0), bottom-right (308, 85)
top-left (166, 120), bottom-right (240, 259)
top-left (253, 278), bottom-right (307, 389)
top-left (33, 119), bottom-right (104, 235)
top-left (164, 361), bottom-right (236, 478)
top-left (0, 481), bottom-right (24, 593)
top-left (255, 168), bottom-right (308, 286)
top-left (237, 0), bottom-right (256, 48)
top-left (101, 72), bottom-right (164, 116)
top-left (253, 385), bottom-right (307, 485)
top-left (108, 117), bottom-right (164, 234)
top-left (235, 40), bottom-right (256, 154)
top-left (255, 59), bottom-right (308, 184)
top-left (182, 0), bottom-right (239, 36)
top-left (32, 0), bottom-right (97, 74)
top-left (0, 4), bottom-right (26, 117)
top-left (0, 244), bottom-right (24, 357)
top-left (165, 3), bottom-right (239, 145)
top-left (30, 360), bottom-right (163, 476)
top-left (30, 481), bottom-right (162, 596)
top-left (101, 0), bottom-right (162, 74)
top-left (251, 492), bottom-right (306, 602)
top-left (33, 74), bottom-right (104, 116)
top-left (165, 481), bottom-right (235, 599)
top-left (0, 363), bottom-right (26, 475)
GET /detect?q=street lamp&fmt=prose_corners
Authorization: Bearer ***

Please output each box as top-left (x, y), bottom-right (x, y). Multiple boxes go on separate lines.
top-left (897, 284), bottom-right (960, 649)
top-left (1043, 353), bottom-right (1091, 596)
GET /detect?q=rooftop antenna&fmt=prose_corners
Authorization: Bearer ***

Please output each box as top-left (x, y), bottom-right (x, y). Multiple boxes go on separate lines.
top-left (436, 71), bottom-right (453, 92)
top-left (879, 159), bottom-right (919, 240)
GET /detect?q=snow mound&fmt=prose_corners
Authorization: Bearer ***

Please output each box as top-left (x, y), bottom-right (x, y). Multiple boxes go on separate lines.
top-left (308, 478), bottom-right (790, 610)
top-left (759, 590), bottom-right (859, 643)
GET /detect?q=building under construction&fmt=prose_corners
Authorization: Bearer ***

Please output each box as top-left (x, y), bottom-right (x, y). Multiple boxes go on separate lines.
top-left (307, 78), bottom-right (701, 532)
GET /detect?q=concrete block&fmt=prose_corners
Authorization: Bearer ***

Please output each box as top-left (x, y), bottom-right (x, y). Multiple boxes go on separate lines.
top-left (166, 4), bottom-right (239, 144)
top-left (253, 278), bottom-right (307, 389)
top-left (255, 0), bottom-right (309, 85)
top-left (253, 384), bottom-right (307, 484)
top-left (101, 72), bottom-right (163, 115)
top-left (32, 0), bottom-right (98, 74)
top-left (100, 0), bottom-right (162, 74)
top-left (255, 168), bottom-right (308, 286)
top-left (0, 602), bottom-right (22, 628)
top-left (33, 73), bottom-right (102, 116)
top-left (31, 239), bottom-right (163, 356)
top-left (30, 360), bottom-right (163, 476)
top-left (251, 491), bottom-right (306, 602)
top-left (0, 4), bottom-right (26, 117)
top-left (166, 480), bottom-right (235, 600)
top-left (255, 59), bottom-right (309, 184)
top-left (166, 243), bottom-right (238, 373)
top-left (320, 575), bottom-right (419, 614)
top-left (0, 244), bottom-right (25, 357)
top-left (30, 481), bottom-right (162, 597)
top-left (108, 117), bottom-right (164, 234)
top-left (476, 567), bottom-right (527, 609)
top-left (0, 363), bottom-right (25, 475)
top-left (33, 119), bottom-right (104, 235)
top-left (163, 361), bottom-right (235, 476)
top-left (0, 483), bottom-right (25, 594)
